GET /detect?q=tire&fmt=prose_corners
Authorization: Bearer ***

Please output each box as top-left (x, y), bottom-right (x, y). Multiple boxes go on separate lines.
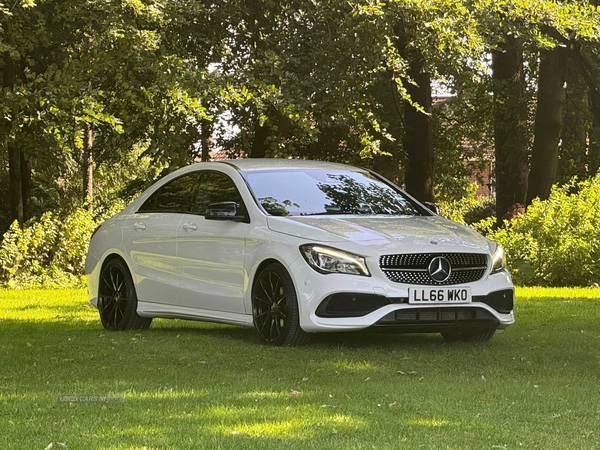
top-left (97, 258), bottom-right (152, 331)
top-left (252, 262), bottom-right (310, 346)
top-left (442, 328), bottom-right (496, 343)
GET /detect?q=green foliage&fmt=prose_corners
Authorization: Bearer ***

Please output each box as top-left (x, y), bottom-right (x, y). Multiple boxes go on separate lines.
top-left (0, 203), bottom-right (124, 288)
top-left (2, 0), bottom-right (600, 290)
top-left (489, 175), bottom-right (600, 286)
top-left (439, 183), bottom-right (496, 231)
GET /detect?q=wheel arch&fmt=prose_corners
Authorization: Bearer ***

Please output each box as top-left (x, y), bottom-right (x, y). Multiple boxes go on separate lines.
top-left (250, 258), bottom-right (285, 299)
top-left (249, 257), bottom-right (310, 345)
top-left (89, 249), bottom-right (132, 306)
top-left (101, 252), bottom-right (127, 269)
top-left (97, 253), bottom-right (135, 295)
top-left (248, 257), bottom-right (302, 311)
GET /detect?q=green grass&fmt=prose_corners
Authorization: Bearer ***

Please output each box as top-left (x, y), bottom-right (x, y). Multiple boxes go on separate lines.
top-left (1, 287), bottom-right (600, 449)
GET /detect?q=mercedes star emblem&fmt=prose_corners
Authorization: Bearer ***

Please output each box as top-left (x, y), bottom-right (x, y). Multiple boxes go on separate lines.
top-left (428, 256), bottom-right (452, 282)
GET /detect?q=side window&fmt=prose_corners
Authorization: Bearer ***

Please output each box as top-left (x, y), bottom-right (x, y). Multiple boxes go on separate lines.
top-left (138, 172), bottom-right (202, 213)
top-left (191, 172), bottom-right (247, 216)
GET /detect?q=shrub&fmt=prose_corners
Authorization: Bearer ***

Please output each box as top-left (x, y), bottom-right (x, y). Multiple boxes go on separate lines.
top-left (439, 183), bottom-right (495, 232)
top-left (489, 176), bottom-right (600, 286)
top-left (0, 202), bottom-right (125, 289)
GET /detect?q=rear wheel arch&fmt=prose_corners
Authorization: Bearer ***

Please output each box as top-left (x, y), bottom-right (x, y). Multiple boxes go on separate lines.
top-left (100, 253), bottom-right (127, 270)
top-left (98, 256), bottom-right (152, 331)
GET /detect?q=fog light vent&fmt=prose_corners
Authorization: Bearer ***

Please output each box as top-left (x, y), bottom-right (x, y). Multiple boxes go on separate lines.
top-left (316, 293), bottom-right (391, 318)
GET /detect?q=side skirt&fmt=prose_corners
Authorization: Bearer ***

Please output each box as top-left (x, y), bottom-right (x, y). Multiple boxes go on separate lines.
top-left (137, 301), bottom-right (254, 327)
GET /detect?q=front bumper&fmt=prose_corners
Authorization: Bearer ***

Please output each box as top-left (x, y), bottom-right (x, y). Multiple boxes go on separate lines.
top-left (289, 256), bottom-right (515, 333)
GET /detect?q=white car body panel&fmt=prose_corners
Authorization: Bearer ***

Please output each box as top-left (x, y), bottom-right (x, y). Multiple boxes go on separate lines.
top-left (176, 214), bottom-right (249, 313)
top-left (86, 159), bottom-right (515, 335)
top-left (136, 301), bottom-right (254, 327)
top-left (267, 215), bottom-right (494, 252)
top-left (122, 212), bottom-right (183, 304)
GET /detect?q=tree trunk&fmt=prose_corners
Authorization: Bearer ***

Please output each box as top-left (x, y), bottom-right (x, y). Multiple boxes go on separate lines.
top-left (567, 45), bottom-right (600, 131)
top-left (539, 26), bottom-right (600, 143)
top-left (200, 119), bottom-right (214, 162)
top-left (402, 67), bottom-right (435, 202)
top-left (394, 21), bottom-right (434, 202)
top-left (559, 62), bottom-right (589, 182)
top-left (372, 154), bottom-right (399, 182)
top-left (250, 118), bottom-right (268, 158)
top-left (370, 73), bottom-right (402, 183)
top-left (526, 48), bottom-right (568, 205)
top-left (589, 124), bottom-right (600, 176)
top-left (3, 54), bottom-right (24, 226)
top-left (492, 36), bottom-right (530, 224)
top-left (82, 123), bottom-right (93, 208)
top-left (8, 144), bottom-right (24, 226)
top-left (20, 150), bottom-right (31, 222)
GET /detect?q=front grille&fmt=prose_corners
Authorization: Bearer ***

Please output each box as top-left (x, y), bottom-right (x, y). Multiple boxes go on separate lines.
top-left (380, 253), bottom-right (488, 285)
top-left (395, 307), bottom-right (478, 323)
top-left (375, 306), bottom-right (499, 326)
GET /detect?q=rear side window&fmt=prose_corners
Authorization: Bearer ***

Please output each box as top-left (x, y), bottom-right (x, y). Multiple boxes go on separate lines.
top-left (190, 172), bottom-right (246, 215)
top-left (138, 170), bottom-right (246, 216)
top-left (138, 172), bottom-right (202, 213)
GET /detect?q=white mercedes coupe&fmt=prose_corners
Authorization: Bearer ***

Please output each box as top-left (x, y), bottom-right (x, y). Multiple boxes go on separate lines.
top-left (86, 159), bottom-right (514, 345)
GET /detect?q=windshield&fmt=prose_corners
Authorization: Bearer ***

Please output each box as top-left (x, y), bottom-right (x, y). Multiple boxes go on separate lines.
top-left (244, 168), bottom-right (423, 217)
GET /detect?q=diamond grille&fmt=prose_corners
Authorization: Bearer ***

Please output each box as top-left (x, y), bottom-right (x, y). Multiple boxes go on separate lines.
top-left (379, 253), bottom-right (488, 286)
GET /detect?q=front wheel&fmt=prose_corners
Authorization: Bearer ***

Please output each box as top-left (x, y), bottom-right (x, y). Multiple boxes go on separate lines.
top-left (252, 263), bottom-right (310, 346)
top-left (442, 328), bottom-right (496, 343)
top-left (98, 258), bottom-right (152, 331)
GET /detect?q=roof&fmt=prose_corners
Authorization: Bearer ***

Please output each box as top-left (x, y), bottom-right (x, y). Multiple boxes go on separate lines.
top-left (218, 158), bottom-right (359, 172)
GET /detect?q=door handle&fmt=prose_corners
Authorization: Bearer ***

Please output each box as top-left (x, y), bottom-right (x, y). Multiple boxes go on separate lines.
top-left (182, 222), bottom-right (197, 232)
top-left (133, 222), bottom-right (146, 231)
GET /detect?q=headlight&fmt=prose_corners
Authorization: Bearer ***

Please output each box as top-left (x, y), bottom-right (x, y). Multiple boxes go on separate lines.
top-left (491, 245), bottom-right (507, 274)
top-left (300, 244), bottom-right (370, 276)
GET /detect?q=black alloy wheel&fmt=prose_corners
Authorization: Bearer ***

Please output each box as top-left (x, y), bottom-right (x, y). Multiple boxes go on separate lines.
top-left (98, 258), bottom-right (152, 331)
top-left (252, 263), bottom-right (309, 346)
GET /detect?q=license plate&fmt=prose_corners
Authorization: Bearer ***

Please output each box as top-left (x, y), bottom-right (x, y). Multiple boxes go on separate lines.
top-left (408, 287), bottom-right (472, 304)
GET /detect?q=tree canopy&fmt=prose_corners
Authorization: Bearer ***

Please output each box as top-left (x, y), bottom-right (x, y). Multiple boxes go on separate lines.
top-left (2, 0), bottom-right (600, 232)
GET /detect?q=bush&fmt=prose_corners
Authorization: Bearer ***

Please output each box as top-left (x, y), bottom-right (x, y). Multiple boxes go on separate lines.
top-left (0, 202), bottom-right (125, 289)
top-left (439, 183), bottom-right (496, 233)
top-left (489, 176), bottom-right (600, 286)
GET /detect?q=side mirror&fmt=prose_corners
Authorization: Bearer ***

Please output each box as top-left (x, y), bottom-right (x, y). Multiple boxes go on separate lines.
top-left (205, 202), bottom-right (247, 222)
top-left (422, 202), bottom-right (441, 215)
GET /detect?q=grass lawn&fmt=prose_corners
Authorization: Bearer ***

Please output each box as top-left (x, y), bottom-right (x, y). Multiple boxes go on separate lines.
top-left (1, 288), bottom-right (600, 449)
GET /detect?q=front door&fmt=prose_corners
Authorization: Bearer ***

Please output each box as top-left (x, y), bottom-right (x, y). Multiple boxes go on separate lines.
top-left (176, 171), bottom-right (249, 313)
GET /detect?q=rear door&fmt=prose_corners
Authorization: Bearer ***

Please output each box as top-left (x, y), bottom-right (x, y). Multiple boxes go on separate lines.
top-left (176, 170), bottom-right (250, 313)
top-left (122, 173), bottom-right (200, 304)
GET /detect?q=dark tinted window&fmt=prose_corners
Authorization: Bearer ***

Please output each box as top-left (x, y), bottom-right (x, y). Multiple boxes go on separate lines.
top-left (138, 172), bottom-right (202, 213)
top-left (244, 169), bottom-right (422, 217)
top-left (191, 172), bottom-right (246, 215)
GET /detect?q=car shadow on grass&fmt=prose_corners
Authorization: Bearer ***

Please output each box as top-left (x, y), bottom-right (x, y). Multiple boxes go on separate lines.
top-left (148, 319), bottom-right (449, 348)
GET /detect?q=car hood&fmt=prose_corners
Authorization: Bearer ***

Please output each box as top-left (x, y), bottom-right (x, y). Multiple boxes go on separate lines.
top-left (267, 215), bottom-right (494, 254)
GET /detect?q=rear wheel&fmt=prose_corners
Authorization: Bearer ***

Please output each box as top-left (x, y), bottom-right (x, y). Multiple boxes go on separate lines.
top-left (252, 263), bottom-right (310, 346)
top-left (98, 258), bottom-right (152, 331)
top-left (442, 328), bottom-right (496, 343)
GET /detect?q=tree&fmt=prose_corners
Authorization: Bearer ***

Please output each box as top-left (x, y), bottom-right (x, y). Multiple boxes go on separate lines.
top-left (394, 21), bottom-right (434, 202)
top-left (491, 35), bottom-right (530, 222)
top-left (527, 47), bottom-right (568, 204)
